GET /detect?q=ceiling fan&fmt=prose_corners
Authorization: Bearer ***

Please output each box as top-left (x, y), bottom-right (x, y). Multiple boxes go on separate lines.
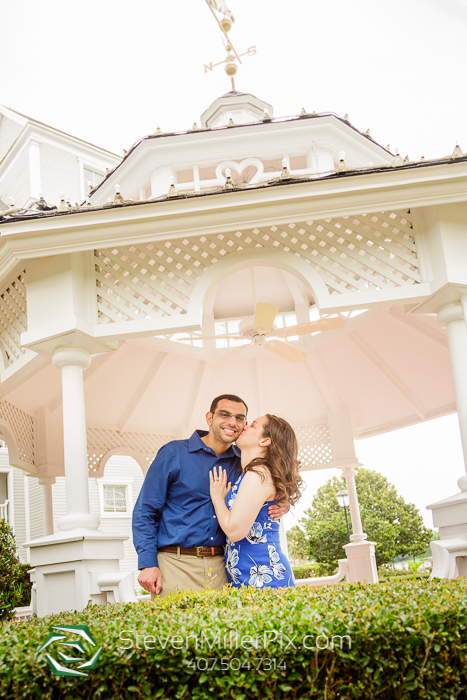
top-left (179, 303), bottom-right (345, 368)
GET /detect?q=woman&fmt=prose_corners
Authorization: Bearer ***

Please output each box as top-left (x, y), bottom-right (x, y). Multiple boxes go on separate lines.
top-left (209, 414), bottom-right (304, 589)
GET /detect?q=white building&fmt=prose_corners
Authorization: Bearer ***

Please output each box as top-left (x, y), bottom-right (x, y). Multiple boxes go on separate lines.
top-left (0, 104), bottom-right (120, 211)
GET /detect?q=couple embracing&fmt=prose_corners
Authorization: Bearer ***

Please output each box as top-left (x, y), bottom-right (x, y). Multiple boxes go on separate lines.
top-left (133, 394), bottom-right (304, 597)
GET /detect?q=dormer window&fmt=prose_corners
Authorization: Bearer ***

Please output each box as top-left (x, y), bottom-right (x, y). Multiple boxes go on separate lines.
top-left (83, 166), bottom-right (104, 193)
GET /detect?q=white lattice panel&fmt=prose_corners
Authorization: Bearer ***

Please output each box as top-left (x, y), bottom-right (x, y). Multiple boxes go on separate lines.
top-left (0, 400), bottom-right (34, 465)
top-left (0, 271), bottom-right (27, 365)
top-left (294, 425), bottom-right (332, 469)
top-left (87, 428), bottom-right (175, 474)
top-left (95, 210), bottom-right (419, 323)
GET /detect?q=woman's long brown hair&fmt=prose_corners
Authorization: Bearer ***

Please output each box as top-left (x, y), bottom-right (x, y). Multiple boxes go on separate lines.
top-left (243, 414), bottom-right (304, 506)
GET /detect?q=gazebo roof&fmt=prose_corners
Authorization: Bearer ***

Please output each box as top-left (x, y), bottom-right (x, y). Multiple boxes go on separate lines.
top-left (1, 151), bottom-right (467, 227)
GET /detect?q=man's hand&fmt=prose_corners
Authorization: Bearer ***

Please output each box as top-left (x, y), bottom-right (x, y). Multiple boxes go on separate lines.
top-left (138, 566), bottom-right (162, 595)
top-left (268, 499), bottom-right (290, 521)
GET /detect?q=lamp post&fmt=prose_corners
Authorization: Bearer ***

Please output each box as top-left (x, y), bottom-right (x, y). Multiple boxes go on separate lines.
top-left (336, 488), bottom-right (351, 541)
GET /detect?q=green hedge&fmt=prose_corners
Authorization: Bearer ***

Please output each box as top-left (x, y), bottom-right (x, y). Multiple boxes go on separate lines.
top-left (1, 579), bottom-right (467, 699)
top-left (378, 564), bottom-right (431, 582)
top-left (291, 563), bottom-right (329, 579)
top-left (379, 571), bottom-right (431, 582)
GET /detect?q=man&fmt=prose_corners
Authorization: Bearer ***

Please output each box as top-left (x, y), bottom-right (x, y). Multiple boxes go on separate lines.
top-left (133, 394), bottom-right (288, 597)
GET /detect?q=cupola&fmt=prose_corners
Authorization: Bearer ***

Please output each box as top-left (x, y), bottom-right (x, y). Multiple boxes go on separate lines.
top-left (200, 91), bottom-right (273, 128)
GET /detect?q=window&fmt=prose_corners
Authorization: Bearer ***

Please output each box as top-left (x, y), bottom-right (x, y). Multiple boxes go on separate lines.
top-left (0, 470), bottom-right (12, 527)
top-left (83, 167), bottom-right (104, 192)
top-left (97, 479), bottom-right (133, 518)
top-left (103, 484), bottom-right (127, 513)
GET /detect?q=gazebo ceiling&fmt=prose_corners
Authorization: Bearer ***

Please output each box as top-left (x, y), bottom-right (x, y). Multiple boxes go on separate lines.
top-left (3, 303), bottom-right (453, 443)
top-left (209, 266), bottom-right (314, 319)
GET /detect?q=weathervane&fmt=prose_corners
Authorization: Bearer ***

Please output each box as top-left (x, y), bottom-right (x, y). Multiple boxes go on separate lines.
top-left (203, 0), bottom-right (256, 90)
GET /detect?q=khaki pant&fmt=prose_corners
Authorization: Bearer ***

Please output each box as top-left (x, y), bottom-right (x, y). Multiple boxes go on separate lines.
top-left (152, 549), bottom-right (229, 599)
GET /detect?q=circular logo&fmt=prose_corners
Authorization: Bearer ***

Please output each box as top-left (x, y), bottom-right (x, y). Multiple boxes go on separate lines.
top-left (37, 625), bottom-right (103, 677)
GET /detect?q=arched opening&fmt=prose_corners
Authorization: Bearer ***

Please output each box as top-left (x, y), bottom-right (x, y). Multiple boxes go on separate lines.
top-left (207, 265), bottom-right (314, 320)
top-left (0, 421), bottom-right (21, 469)
top-left (187, 246), bottom-right (330, 323)
top-left (96, 447), bottom-right (148, 479)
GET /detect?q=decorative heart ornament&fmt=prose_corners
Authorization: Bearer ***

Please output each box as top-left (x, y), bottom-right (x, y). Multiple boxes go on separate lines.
top-left (216, 158), bottom-right (264, 185)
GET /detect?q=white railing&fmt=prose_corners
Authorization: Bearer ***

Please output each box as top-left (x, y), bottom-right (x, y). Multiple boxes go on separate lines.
top-left (0, 499), bottom-right (9, 522)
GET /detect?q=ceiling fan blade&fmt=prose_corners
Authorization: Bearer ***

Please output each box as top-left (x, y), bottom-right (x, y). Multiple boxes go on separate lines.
top-left (264, 339), bottom-right (307, 363)
top-left (274, 317), bottom-right (346, 338)
top-left (176, 334), bottom-right (242, 341)
top-left (253, 302), bottom-right (279, 333)
top-left (207, 344), bottom-right (248, 369)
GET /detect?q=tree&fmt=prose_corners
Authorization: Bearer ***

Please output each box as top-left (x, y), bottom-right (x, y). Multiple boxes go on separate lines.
top-left (286, 525), bottom-right (309, 565)
top-left (0, 519), bottom-right (32, 621)
top-left (294, 468), bottom-right (433, 572)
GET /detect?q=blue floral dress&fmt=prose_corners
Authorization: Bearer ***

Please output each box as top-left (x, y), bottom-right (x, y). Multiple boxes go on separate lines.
top-left (224, 472), bottom-right (295, 589)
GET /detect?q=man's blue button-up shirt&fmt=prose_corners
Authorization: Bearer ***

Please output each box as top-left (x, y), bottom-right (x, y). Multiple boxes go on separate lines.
top-left (132, 430), bottom-right (241, 569)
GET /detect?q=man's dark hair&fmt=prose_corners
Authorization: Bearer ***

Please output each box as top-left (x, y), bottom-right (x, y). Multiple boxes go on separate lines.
top-left (210, 394), bottom-right (248, 414)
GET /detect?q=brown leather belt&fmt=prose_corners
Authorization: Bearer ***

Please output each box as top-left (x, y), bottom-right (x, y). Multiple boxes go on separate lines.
top-left (158, 545), bottom-right (225, 557)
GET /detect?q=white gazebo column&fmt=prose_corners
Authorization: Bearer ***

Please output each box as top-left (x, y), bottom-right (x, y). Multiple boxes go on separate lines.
top-left (342, 466), bottom-right (366, 543)
top-left (52, 346), bottom-right (99, 531)
top-left (38, 475), bottom-right (56, 536)
top-left (427, 303), bottom-right (467, 579)
top-left (327, 408), bottom-right (378, 584)
top-left (341, 465), bottom-right (378, 584)
top-left (25, 347), bottom-right (127, 617)
top-left (461, 294), bottom-right (467, 336)
top-left (437, 304), bottom-right (467, 474)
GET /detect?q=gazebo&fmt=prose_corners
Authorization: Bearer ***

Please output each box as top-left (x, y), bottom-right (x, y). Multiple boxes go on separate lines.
top-left (1, 90), bottom-right (467, 616)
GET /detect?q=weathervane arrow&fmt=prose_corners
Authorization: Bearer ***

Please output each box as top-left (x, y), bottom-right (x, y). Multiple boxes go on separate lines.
top-left (206, 0), bottom-right (234, 22)
top-left (203, 0), bottom-right (256, 90)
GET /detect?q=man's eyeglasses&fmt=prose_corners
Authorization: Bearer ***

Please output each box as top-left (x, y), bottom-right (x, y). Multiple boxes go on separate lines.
top-left (212, 410), bottom-right (247, 424)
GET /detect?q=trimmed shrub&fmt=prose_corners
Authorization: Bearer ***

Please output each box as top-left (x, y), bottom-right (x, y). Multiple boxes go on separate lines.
top-left (1, 579), bottom-right (467, 698)
top-left (378, 563), bottom-right (431, 581)
top-left (0, 519), bottom-right (32, 621)
top-left (292, 563), bottom-right (329, 579)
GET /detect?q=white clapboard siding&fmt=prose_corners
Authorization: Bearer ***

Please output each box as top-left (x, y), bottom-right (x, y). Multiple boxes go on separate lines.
top-left (53, 456), bottom-right (145, 589)
top-left (0, 452), bottom-right (11, 472)
top-left (40, 142), bottom-right (82, 207)
top-left (28, 477), bottom-right (45, 541)
top-left (97, 455), bottom-right (145, 589)
top-left (53, 476), bottom-right (105, 524)
top-left (51, 476), bottom-right (67, 531)
top-left (0, 116), bottom-right (23, 162)
top-left (2, 150), bottom-right (30, 209)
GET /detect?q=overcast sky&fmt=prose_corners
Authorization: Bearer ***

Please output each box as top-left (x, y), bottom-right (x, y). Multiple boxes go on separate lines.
top-left (3, 0), bottom-right (467, 160)
top-left (2, 0), bottom-right (467, 530)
